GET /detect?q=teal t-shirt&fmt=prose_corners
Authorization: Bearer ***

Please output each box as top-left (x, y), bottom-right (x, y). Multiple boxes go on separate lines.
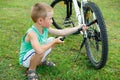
top-left (19, 25), bottom-right (49, 65)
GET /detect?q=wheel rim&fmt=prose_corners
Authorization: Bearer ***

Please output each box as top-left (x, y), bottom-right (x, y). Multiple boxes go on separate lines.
top-left (52, 0), bottom-right (80, 29)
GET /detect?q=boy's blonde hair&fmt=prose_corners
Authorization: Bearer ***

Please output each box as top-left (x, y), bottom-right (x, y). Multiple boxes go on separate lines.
top-left (31, 2), bottom-right (53, 23)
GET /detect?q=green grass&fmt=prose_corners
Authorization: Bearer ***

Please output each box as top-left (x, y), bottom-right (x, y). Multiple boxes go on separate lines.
top-left (0, 0), bottom-right (120, 80)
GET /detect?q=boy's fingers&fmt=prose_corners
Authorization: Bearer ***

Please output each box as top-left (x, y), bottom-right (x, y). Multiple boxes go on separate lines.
top-left (82, 24), bottom-right (88, 31)
top-left (81, 24), bottom-right (86, 27)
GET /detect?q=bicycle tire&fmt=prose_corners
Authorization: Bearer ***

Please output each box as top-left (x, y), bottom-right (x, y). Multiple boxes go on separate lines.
top-left (84, 2), bottom-right (108, 69)
top-left (50, 0), bottom-right (81, 29)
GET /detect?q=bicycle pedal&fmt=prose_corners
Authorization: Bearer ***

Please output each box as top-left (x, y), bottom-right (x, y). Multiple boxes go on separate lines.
top-left (64, 24), bottom-right (71, 27)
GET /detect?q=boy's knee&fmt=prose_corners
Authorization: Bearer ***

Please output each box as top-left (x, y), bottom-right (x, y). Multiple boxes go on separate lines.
top-left (48, 37), bottom-right (55, 41)
top-left (46, 37), bottom-right (55, 44)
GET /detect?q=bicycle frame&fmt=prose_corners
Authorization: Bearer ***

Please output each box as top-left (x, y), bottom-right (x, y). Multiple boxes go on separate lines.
top-left (72, 0), bottom-right (87, 25)
top-left (72, 0), bottom-right (88, 36)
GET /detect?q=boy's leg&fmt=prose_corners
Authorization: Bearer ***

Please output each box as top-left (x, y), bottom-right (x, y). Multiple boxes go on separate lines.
top-left (23, 51), bottom-right (43, 80)
top-left (22, 49), bottom-right (44, 70)
top-left (40, 37), bottom-right (56, 66)
top-left (41, 37), bottom-right (55, 62)
top-left (24, 49), bottom-right (52, 70)
top-left (22, 37), bottom-right (55, 69)
top-left (29, 53), bottom-right (44, 70)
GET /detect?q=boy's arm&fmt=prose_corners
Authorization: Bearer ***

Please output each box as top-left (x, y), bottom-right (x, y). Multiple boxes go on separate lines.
top-left (49, 25), bottom-right (87, 36)
top-left (27, 31), bottom-right (63, 54)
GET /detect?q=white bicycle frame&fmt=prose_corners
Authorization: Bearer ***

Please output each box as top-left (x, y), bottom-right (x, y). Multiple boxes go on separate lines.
top-left (72, 0), bottom-right (88, 36)
top-left (73, 0), bottom-right (87, 24)
top-left (73, 0), bottom-right (100, 33)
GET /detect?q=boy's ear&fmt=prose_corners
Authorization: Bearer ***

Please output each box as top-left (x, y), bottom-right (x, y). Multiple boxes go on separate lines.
top-left (38, 18), bottom-right (43, 25)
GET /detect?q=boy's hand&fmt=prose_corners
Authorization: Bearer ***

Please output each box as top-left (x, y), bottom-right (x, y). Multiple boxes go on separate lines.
top-left (54, 37), bottom-right (64, 44)
top-left (81, 24), bottom-right (88, 32)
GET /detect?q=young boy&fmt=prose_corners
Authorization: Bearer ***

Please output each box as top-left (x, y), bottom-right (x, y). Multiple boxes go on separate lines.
top-left (19, 2), bottom-right (88, 80)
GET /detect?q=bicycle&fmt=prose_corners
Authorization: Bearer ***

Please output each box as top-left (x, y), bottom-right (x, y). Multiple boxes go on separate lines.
top-left (50, 0), bottom-right (108, 69)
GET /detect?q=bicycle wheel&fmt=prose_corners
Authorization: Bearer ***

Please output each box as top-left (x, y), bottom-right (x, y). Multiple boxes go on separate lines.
top-left (50, 0), bottom-right (81, 29)
top-left (84, 2), bottom-right (108, 69)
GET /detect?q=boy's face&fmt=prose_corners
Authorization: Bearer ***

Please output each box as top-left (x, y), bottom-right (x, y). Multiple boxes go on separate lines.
top-left (41, 11), bottom-right (53, 28)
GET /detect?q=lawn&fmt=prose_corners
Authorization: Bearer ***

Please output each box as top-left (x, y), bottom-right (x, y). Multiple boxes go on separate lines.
top-left (0, 0), bottom-right (120, 80)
